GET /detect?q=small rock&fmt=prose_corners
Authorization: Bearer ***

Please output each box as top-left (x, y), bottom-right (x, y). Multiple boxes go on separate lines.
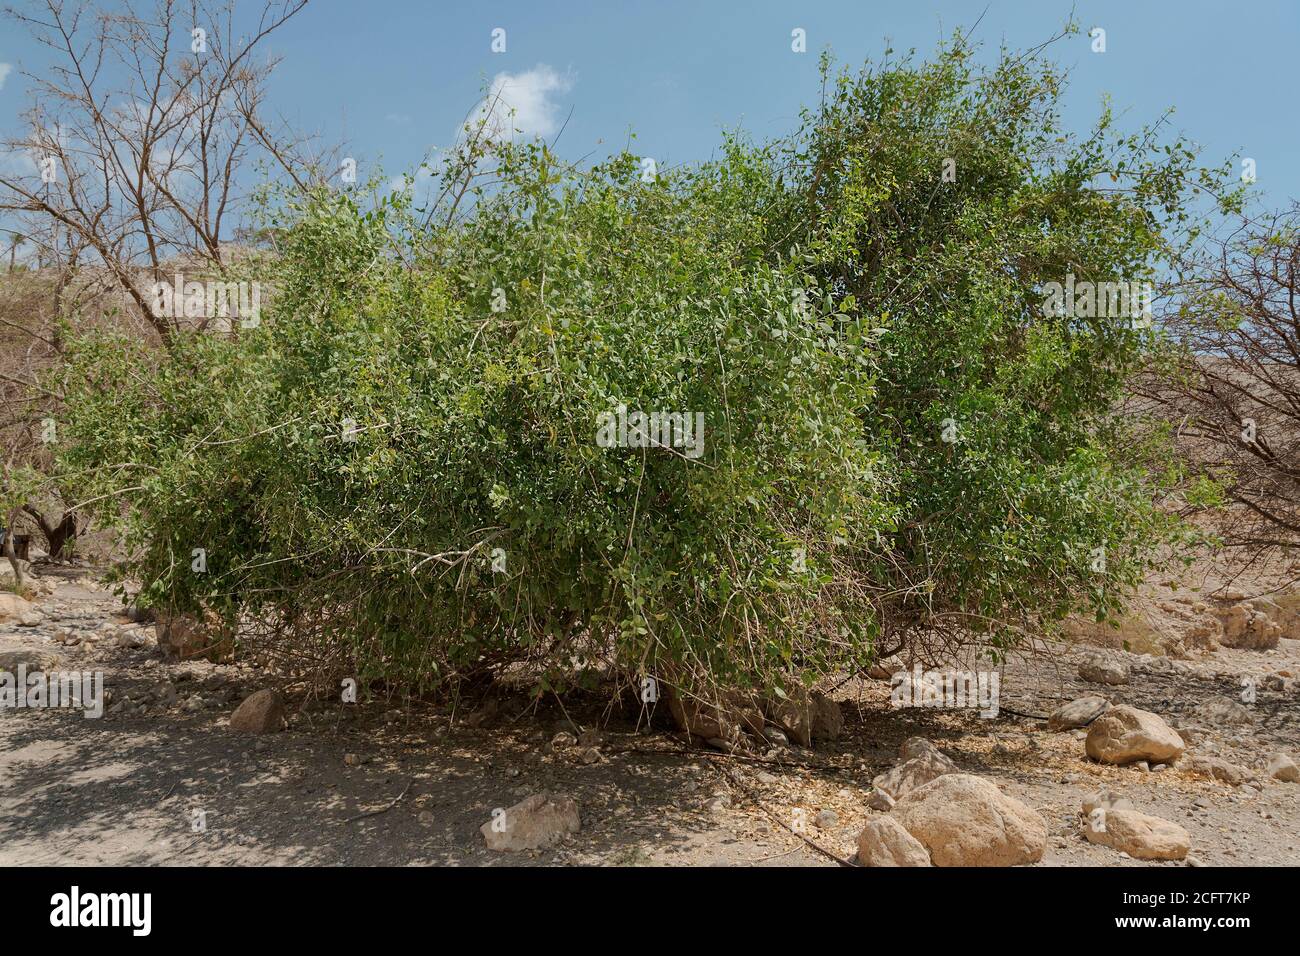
top-left (480, 792), bottom-right (580, 851)
top-left (872, 748), bottom-right (958, 801)
top-left (1181, 754), bottom-right (1254, 787)
top-left (856, 816), bottom-right (932, 867)
top-left (1079, 655), bottom-right (1129, 686)
top-left (813, 809), bottom-right (839, 829)
top-left (1048, 695), bottom-right (1110, 731)
top-left (228, 689), bottom-right (285, 733)
top-left (1266, 753), bottom-right (1299, 783)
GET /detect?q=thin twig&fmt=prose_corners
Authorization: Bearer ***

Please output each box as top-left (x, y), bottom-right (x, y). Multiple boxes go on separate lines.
top-left (716, 763), bottom-right (855, 867)
top-left (343, 779), bottom-right (413, 824)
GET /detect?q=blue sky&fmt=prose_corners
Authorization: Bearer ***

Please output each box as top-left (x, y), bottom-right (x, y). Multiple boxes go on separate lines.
top-left (1, 0), bottom-right (1297, 203)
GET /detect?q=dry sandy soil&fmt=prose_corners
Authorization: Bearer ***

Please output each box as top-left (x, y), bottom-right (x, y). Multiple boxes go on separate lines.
top-left (1, 561), bottom-right (1297, 867)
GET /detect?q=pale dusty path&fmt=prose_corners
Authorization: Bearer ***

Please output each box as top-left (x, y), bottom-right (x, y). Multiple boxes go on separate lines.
top-left (1, 569), bottom-right (1297, 866)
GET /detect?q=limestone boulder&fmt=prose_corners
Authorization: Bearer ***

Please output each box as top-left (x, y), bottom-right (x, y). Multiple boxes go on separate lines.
top-left (764, 688), bottom-right (842, 746)
top-left (890, 774), bottom-right (1047, 867)
top-left (480, 793), bottom-right (580, 851)
top-left (1078, 655), bottom-right (1129, 686)
top-left (1085, 705), bottom-right (1185, 765)
top-left (856, 816), bottom-right (931, 867)
top-left (872, 748), bottom-right (958, 801)
top-left (1082, 807), bottom-right (1190, 860)
top-left (1216, 603), bottom-right (1281, 650)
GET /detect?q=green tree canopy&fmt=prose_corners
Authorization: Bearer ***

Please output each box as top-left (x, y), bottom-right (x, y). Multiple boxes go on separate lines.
top-left (53, 34), bottom-right (1212, 700)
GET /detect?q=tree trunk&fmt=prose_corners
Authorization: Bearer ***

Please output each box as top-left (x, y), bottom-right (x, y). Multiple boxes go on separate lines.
top-left (3, 508), bottom-right (25, 590)
top-left (21, 505), bottom-right (78, 560)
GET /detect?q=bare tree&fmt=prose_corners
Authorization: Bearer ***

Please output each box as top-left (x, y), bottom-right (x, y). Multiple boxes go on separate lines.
top-left (0, 216), bottom-right (79, 564)
top-left (1143, 202), bottom-right (1300, 554)
top-left (0, 0), bottom-right (332, 562)
top-left (4, 231), bottom-right (24, 271)
top-left (0, 0), bottom-right (327, 344)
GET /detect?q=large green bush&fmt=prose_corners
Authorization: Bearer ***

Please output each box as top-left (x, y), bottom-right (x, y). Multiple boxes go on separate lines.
top-left (58, 144), bottom-right (892, 697)
top-left (54, 37), bottom-right (1208, 699)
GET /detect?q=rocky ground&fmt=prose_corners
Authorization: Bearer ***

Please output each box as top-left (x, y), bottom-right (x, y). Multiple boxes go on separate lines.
top-left (0, 563), bottom-right (1297, 867)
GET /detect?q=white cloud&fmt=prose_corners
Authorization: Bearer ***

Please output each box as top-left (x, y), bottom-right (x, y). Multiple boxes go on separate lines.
top-left (0, 63), bottom-right (13, 91)
top-left (388, 65), bottom-right (573, 202)
top-left (465, 64), bottom-right (573, 144)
